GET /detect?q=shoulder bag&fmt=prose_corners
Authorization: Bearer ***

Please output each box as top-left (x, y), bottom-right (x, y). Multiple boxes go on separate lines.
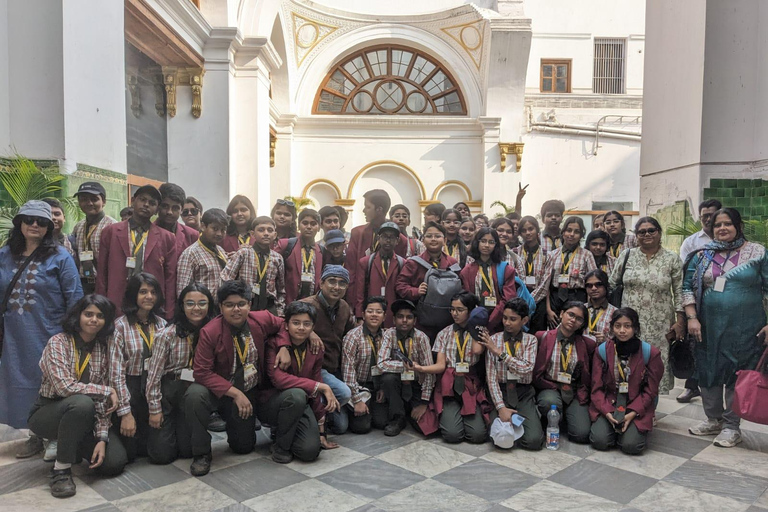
top-left (0, 249), bottom-right (39, 358)
top-left (608, 249), bottom-right (632, 308)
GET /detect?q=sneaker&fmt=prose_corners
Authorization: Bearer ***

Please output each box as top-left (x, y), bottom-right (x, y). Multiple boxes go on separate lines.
top-left (270, 444), bottom-right (293, 464)
top-left (190, 453), bottom-right (212, 477)
top-left (43, 440), bottom-right (58, 462)
top-left (15, 434), bottom-right (44, 459)
top-left (713, 428), bottom-right (742, 448)
top-left (676, 388), bottom-right (701, 403)
top-left (50, 468), bottom-right (76, 498)
top-left (384, 418), bottom-right (405, 437)
top-left (207, 412), bottom-right (226, 433)
top-left (688, 418), bottom-right (724, 436)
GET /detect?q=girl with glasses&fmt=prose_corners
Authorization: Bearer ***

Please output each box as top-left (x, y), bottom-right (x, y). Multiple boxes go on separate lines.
top-left (441, 208), bottom-right (468, 268)
top-left (602, 211), bottom-right (637, 258)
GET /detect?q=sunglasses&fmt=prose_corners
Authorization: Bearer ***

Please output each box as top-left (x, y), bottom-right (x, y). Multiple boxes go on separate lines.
top-left (276, 199), bottom-right (295, 207)
top-left (636, 228), bottom-right (659, 237)
top-left (585, 282), bottom-right (605, 289)
top-left (20, 215), bottom-right (51, 228)
top-left (182, 208), bottom-right (200, 216)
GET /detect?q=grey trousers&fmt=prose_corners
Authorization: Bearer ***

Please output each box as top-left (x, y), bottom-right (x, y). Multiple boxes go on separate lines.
top-left (347, 399), bottom-right (388, 434)
top-left (146, 377), bottom-right (196, 465)
top-left (700, 383), bottom-right (740, 430)
top-left (536, 389), bottom-right (591, 443)
top-left (590, 415), bottom-right (647, 455)
top-left (258, 389), bottom-right (321, 462)
top-left (439, 397), bottom-right (488, 444)
top-left (489, 384), bottom-right (544, 450)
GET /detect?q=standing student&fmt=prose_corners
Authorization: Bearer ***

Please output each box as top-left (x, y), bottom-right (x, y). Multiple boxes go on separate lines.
top-left (479, 298), bottom-right (544, 450)
top-left (72, 182), bottom-right (117, 294)
top-left (459, 218), bottom-right (476, 246)
top-left (278, 208), bottom-right (323, 305)
top-left (586, 230), bottom-right (614, 275)
top-left (109, 273), bottom-right (168, 462)
top-left (120, 207), bottom-right (134, 222)
top-left (505, 212), bottom-right (522, 249)
top-left (441, 208), bottom-right (468, 268)
top-left (271, 198), bottom-right (298, 242)
top-left (319, 206), bottom-right (343, 245)
top-left (176, 208), bottom-right (229, 300)
top-left (42, 198), bottom-right (74, 256)
top-left (534, 301), bottom-right (595, 443)
top-left (222, 216), bottom-right (286, 316)
top-left (182, 197), bottom-right (203, 232)
top-left (222, 195), bottom-right (256, 254)
top-left (96, 185), bottom-right (177, 318)
top-left (353, 222), bottom-right (405, 328)
top-left (377, 299), bottom-right (435, 436)
top-left (28, 295), bottom-right (127, 498)
top-left (322, 229), bottom-right (347, 267)
top-left (473, 214), bottom-right (489, 230)
top-left (584, 269), bottom-right (617, 343)
top-left (423, 203), bottom-right (446, 227)
top-left (593, 214), bottom-right (605, 232)
top-left (540, 199), bottom-right (565, 252)
top-left (603, 211), bottom-right (637, 258)
top-left (460, 227), bottom-right (517, 333)
top-left (390, 204), bottom-right (425, 257)
top-left (155, 183), bottom-right (199, 255)
top-left (513, 216), bottom-right (549, 333)
top-left (491, 217), bottom-right (523, 270)
top-left (453, 202), bottom-right (471, 220)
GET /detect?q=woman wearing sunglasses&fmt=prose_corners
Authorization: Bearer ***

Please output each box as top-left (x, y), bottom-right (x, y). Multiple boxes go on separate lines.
top-left (181, 197), bottom-right (203, 232)
top-left (1, 201), bottom-right (83, 458)
top-left (609, 217), bottom-right (684, 394)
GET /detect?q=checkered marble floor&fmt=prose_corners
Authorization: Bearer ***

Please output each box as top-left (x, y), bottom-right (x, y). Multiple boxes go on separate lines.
top-left (2, 386), bottom-right (768, 512)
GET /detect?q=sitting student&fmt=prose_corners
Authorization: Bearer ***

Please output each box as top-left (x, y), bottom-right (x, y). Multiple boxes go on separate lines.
top-left (459, 218), bottom-right (476, 246)
top-left (221, 216), bottom-right (286, 315)
top-left (278, 208), bottom-right (323, 305)
top-left (176, 208), bottom-right (229, 300)
top-left (155, 183), bottom-right (199, 255)
top-left (534, 301), bottom-right (596, 443)
top-left (460, 227), bottom-right (517, 333)
top-left (263, 301), bottom-right (340, 463)
top-left (540, 199), bottom-right (565, 252)
top-left (589, 307), bottom-right (663, 455)
top-left (415, 292), bottom-right (491, 444)
top-left (322, 229), bottom-right (347, 267)
top-left (222, 195), bottom-right (256, 254)
top-left (271, 199), bottom-right (298, 243)
top-left (513, 216), bottom-right (549, 332)
top-left (389, 204), bottom-right (425, 257)
top-left (479, 298), bottom-right (544, 450)
top-left (584, 269), bottom-right (617, 343)
top-left (29, 295), bottom-right (127, 498)
top-left (376, 299), bottom-right (435, 436)
top-left (109, 273), bottom-right (168, 462)
top-left (342, 296), bottom-right (388, 434)
top-left (586, 229), bottom-right (615, 275)
top-left (144, 283), bottom-right (216, 467)
top-left (441, 208), bottom-right (468, 268)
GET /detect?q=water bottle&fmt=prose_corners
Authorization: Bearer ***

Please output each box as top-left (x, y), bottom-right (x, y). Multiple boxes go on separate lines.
top-left (546, 404), bottom-right (560, 450)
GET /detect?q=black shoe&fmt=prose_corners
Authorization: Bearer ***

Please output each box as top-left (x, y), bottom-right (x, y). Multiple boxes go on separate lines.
top-left (207, 412), bottom-right (226, 433)
top-left (16, 434), bottom-right (44, 459)
top-left (190, 453), bottom-right (212, 476)
top-left (677, 388), bottom-right (701, 403)
top-left (270, 444), bottom-right (293, 464)
top-left (384, 418), bottom-right (405, 437)
top-left (50, 468), bottom-right (76, 498)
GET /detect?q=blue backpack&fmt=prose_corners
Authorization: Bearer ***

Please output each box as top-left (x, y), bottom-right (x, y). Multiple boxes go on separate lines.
top-left (495, 261), bottom-right (537, 330)
top-left (597, 340), bottom-right (651, 366)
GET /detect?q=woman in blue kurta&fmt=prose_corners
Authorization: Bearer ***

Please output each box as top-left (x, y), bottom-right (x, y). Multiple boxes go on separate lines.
top-left (683, 208), bottom-right (768, 448)
top-left (0, 201), bottom-right (83, 455)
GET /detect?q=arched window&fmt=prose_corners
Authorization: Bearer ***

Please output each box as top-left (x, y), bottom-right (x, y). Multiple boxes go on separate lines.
top-left (313, 45), bottom-right (467, 115)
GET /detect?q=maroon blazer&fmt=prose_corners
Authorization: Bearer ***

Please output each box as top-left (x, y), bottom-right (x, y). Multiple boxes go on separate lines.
top-left (96, 221), bottom-right (177, 318)
top-left (222, 233), bottom-right (256, 254)
top-left (276, 238), bottom-right (323, 306)
top-left (353, 252), bottom-right (403, 328)
top-left (156, 220), bottom-right (199, 255)
top-left (533, 330), bottom-right (596, 406)
top-left (345, 223), bottom-right (408, 292)
top-left (193, 311), bottom-right (289, 399)
top-left (263, 338), bottom-right (325, 420)
top-left (589, 340), bottom-right (663, 432)
top-left (459, 261), bottom-right (517, 332)
top-left (395, 251), bottom-right (458, 302)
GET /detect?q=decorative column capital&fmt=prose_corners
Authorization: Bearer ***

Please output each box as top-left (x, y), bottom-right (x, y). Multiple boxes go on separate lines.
top-left (499, 142), bottom-right (524, 172)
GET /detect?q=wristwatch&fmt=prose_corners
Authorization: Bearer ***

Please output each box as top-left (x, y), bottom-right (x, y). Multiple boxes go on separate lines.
top-left (686, 314), bottom-right (697, 320)
top-left (497, 353), bottom-right (507, 362)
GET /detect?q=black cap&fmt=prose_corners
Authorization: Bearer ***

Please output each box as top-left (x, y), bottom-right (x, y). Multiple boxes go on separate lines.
top-left (133, 184), bottom-right (162, 202)
top-left (391, 299), bottom-right (417, 315)
top-left (74, 181), bottom-right (106, 199)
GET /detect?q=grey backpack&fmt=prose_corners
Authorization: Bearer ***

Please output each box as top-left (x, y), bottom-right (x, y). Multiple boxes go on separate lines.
top-left (411, 256), bottom-right (463, 327)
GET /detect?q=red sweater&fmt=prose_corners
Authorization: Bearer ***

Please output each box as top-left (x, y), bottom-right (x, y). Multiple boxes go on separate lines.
top-left (533, 330), bottom-right (596, 406)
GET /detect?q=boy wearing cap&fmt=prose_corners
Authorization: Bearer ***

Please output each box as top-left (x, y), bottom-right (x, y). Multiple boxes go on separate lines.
top-left (72, 182), bottom-right (117, 294)
top-left (390, 204), bottom-right (425, 258)
top-left (322, 230), bottom-right (347, 267)
top-left (177, 208), bottom-right (230, 300)
top-left (97, 185), bottom-right (177, 318)
top-left (155, 183), bottom-right (199, 254)
top-left (277, 209), bottom-right (323, 306)
top-left (376, 299), bottom-right (435, 436)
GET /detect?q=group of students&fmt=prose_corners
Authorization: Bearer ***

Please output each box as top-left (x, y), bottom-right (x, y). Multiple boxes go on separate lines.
top-left (7, 182), bottom-right (667, 500)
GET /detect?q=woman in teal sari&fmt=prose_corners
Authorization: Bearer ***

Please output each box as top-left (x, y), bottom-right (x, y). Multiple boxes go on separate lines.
top-left (683, 208), bottom-right (768, 448)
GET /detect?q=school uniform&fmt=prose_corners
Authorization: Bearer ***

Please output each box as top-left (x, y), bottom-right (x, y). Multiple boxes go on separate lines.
top-left (444, 237), bottom-right (468, 268)
top-left (109, 315), bottom-right (167, 461)
top-left (541, 232), bottom-right (562, 252)
top-left (589, 339), bottom-right (664, 454)
top-left (541, 246), bottom-right (597, 316)
top-left (609, 232), bottom-right (637, 259)
top-left (96, 220), bottom-right (178, 319)
top-left (352, 252), bottom-right (404, 328)
top-left (176, 240), bottom-right (229, 299)
top-left (341, 325), bottom-right (388, 433)
top-left (345, 224), bottom-right (409, 294)
top-left (73, 213), bottom-right (117, 293)
top-left (277, 238), bottom-right (323, 306)
top-left (585, 301), bottom-right (618, 340)
top-left (513, 245), bottom-right (550, 332)
top-left (221, 245), bottom-right (286, 316)
top-left (533, 329), bottom-right (595, 443)
top-left (404, 237), bottom-right (426, 258)
top-left (28, 333), bottom-right (127, 475)
top-left (459, 260), bottom-right (517, 333)
top-left (155, 219), bottom-right (199, 255)
top-left (594, 254), bottom-right (616, 275)
top-left (222, 233), bottom-right (255, 254)
top-left (486, 331), bottom-right (544, 450)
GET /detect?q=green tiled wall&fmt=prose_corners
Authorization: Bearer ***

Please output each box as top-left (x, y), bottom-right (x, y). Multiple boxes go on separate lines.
top-left (653, 200), bottom-right (692, 253)
top-left (704, 178), bottom-right (768, 221)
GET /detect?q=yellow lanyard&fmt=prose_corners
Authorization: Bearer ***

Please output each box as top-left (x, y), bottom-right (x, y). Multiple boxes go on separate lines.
top-left (137, 323), bottom-right (155, 352)
top-left (560, 342), bottom-right (573, 373)
top-left (186, 335), bottom-right (195, 368)
top-left (561, 248), bottom-right (576, 274)
top-left (293, 346), bottom-right (306, 372)
top-left (372, 234), bottom-right (380, 252)
top-left (233, 334), bottom-right (250, 365)
top-left (366, 335), bottom-right (378, 355)
top-left (238, 234), bottom-right (251, 246)
top-left (505, 339), bottom-right (521, 358)
top-left (398, 338), bottom-right (413, 358)
top-left (479, 265), bottom-right (495, 296)
top-left (588, 307), bottom-right (605, 332)
top-left (85, 224), bottom-right (97, 251)
top-left (444, 243), bottom-right (456, 258)
top-left (130, 230), bottom-right (148, 257)
top-left (254, 251), bottom-right (269, 283)
top-left (71, 337), bottom-right (91, 381)
top-left (198, 240), bottom-right (228, 266)
top-left (455, 331), bottom-right (470, 363)
top-left (610, 243), bottom-right (622, 258)
top-left (381, 258), bottom-right (389, 279)
top-left (302, 247), bottom-right (314, 272)
top-left (523, 247), bottom-right (538, 275)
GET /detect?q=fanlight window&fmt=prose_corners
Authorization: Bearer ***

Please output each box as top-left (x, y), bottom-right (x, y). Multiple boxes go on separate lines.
top-left (314, 45), bottom-right (467, 115)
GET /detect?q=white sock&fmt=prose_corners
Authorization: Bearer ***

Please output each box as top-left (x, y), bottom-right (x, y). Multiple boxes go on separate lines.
top-left (53, 461), bottom-right (71, 471)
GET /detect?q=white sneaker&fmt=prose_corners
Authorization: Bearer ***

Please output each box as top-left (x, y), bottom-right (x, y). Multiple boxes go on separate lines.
top-left (713, 428), bottom-right (742, 448)
top-left (688, 418), bottom-right (724, 436)
top-left (43, 440), bottom-right (58, 462)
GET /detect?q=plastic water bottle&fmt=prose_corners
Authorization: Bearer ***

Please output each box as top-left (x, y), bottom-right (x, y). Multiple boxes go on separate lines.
top-left (546, 404), bottom-right (560, 450)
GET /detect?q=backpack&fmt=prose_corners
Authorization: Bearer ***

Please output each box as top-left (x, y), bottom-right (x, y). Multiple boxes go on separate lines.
top-left (411, 256), bottom-right (463, 327)
top-left (364, 253), bottom-right (405, 301)
top-left (282, 237), bottom-right (299, 260)
top-left (597, 340), bottom-right (651, 366)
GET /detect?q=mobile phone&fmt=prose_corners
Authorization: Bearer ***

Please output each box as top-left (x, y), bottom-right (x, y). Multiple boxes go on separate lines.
top-left (394, 348), bottom-right (413, 367)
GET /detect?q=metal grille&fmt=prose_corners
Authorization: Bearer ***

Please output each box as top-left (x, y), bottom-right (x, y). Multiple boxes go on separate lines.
top-left (593, 38), bottom-right (625, 94)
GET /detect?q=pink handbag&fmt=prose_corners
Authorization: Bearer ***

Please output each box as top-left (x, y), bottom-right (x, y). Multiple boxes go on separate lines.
top-left (733, 347), bottom-right (768, 425)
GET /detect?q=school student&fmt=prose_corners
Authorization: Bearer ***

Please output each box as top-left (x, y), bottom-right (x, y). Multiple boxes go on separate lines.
top-left (144, 284), bottom-right (216, 468)
top-left (376, 299), bottom-right (435, 436)
top-left (589, 308), bottom-right (663, 454)
top-left (533, 301), bottom-right (595, 443)
top-left (584, 269), bottom-right (617, 343)
top-left (603, 210), bottom-right (637, 258)
top-left (120, 207), bottom-right (134, 222)
top-left (453, 201), bottom-right (471, 221)
top-left (263, 301), bottom-right (340, 463)
top-left (319, 206), bottom-right (345, 246)
top-left (459, 218), bottom-right (476, 246)
top-left (222, 195), bottom-right (256, 254)
top-left (423, 203), bottom-right (446, 227)
top-left (72, 182), bottom-right (117, 294)
top-left (540, 199), bottom-right (565, 252)
top-left (441, 208), bottom-right (468, 267)
top-left (42, 198), bottom-right (74, 256)
top-left (176, 208), bottom-right (230, 299)
top-left (28, 295), bottom-right (127, 498)
top-left (479, 298), bottom-right (544, 450)
top-left (389, 204), bottom-right (425, 257)
top-left (586, 229), bottom-right (615, 275)
top-left (96, 185), bottom-right (177, 318)
top-left (322, 229), bottom-right (347, 267)
top-left (271, 198), bottom-right (298, 243)
top-left (221, 216), bottom-right (286, 315)
top-left (505, 212), bottom-right (522, 249)
top-left (155, 183), bottom-right (199, 254)
top-left (513, 216), bottom-right (549, 332)
top-left (460, 227), bottom-right (517, 333)
top-left (491, 217), bottom-right (523, 270)
top-left (277, 208), bottom-right (323, 305)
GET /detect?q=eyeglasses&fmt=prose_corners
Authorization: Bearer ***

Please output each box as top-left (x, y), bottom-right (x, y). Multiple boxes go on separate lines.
top-left (324, 278), bottom-right (349, 289)
top-left (636, 228), bottom-right (659, 237)
top-left (182, 208), bottom-right (200, 216)
top-left (184, 300), bottom-right (209, 310)
top-left (221, 301), bottom-right (249, 310)
top-left (20, 216), bottom-right (51, 228)
top-left (276, 199), bottom-right (295, 207)
top-left (450, 307), bottom-right (468, 313)
top-left (564, 310), bottom-right (585, 323)
top-left (478, 239), bottom-right (496, 245)
top-left (585, 283), bottom-right (604, 289)
top-left (423, 233), bottom-right (444, 240)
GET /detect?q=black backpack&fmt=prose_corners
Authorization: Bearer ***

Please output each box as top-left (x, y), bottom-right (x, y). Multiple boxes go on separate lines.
top-left (411, 256), bottom-right (462, 327)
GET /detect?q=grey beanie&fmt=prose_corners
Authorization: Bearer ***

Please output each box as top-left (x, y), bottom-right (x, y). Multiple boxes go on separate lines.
top-left (321, 264), bottom-right (349, 283)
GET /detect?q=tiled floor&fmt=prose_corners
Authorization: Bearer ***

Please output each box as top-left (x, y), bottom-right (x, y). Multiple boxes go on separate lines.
top-left (2, 387), bottom-right (768, 512)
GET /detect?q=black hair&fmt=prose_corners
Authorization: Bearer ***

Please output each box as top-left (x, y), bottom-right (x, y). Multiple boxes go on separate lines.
top-left (7, 222), bottom-right (57, 259)
top-left (122, 272), bottom-right (165, 323)
top-left (248, 215), bottom-right (276, 230)
top-left (540, 199), bottom-right (565, 218)
top-left (422, 221), bottom-right (446, 236)
top-left (226, 195), bottom-right (256, 236)
top-left (174, 283), bottom-right (216, 337)
top-left (42, 198), bottom-right (62, 210)
top-left (603, 210), bottom-right (626, 232)
top-left (271, 200), bottom-right (298, 237)
top-left (392, 301), bottom-right (417, 316)
top-left (609, 307), bottom-right (641, 336)
top-left (561, 301), bottom-right (589, 335)
top-left (699, 199), bottom-right (722, 213)
top-left (217, 279), bottom-right (252, 304)
top-left (318, 206), bottom-right (340, 222)
top-left (120, 206), bottom-right (134, 218)
top-left (61, 294), bottom-right (116, 345)
top-left (634, 216), bottom-right (662, 234)
top-left (518, 215), bottom-right (540, 235)
top-left (709, 207), bottom-right (745, 240)
top-left (362, 296), bottom-right (388, 312)
top-left (453, 201), bottom-right (470, 213)
top-left (451, 291), bottom-right (480, 310)
top-left (389, 204), bottom-right (410, 217)
top-left (185, 196), bottom-right (203, 211)
top-left (561, 216), bottom-right (586, 238)
top-left (201, 208), bottom-right (229, 227)
top-left (284, 300), bottom-right (317, 324)
top-left (469, 227), bottom-right (504, 263)
top-left (424, 203), bottom-right (446, 218)
top-left (505, 211), bottom-right (522, 221)
top-left (584, 268), bottom-right (610, 291)
top-left (441, 208), bottom-right (462, 222)
top-left (585, 229), bottom-right (610, 246)
top-left (298, 208), bottom-right (321, 224)
top-left (363, 189), bottom-right (391, 215)
top-left (460, 218), bottom-right (476, 229)
top-left (473, 214), bottom-right (489, 224)
top-left (334, 206), bottom-right (348, 229)
top-left (503, 297), bottom-right (530, 320)
top-left (490, 217), bottom-right (514, 232)
top-left (159, 182), bottom-right (186, 205)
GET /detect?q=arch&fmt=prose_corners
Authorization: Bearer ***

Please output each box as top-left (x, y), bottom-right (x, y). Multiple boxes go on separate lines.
top-left (431, 180), bottom-right (473, 201)
top-left (346, 160), bottom-right (426, 200)
top-left (301, 178), bottom-right (343, 199)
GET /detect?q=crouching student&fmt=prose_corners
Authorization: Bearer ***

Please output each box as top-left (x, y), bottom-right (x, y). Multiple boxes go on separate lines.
top-left (262, 302), bottom-right (340, 464)
top-left (342, 296), bottom-right (388, 434)
top-left (144, 284), bottom-right (216, 466)
top-left (589, 308), bottom-right (663, 455)
top-left (415, 292), bottom-right (491, 444)
top-left (376, 299), bottom-right (435, 436)
top-left (479, 298), bottom-right (544, 450)
top-left (29, 295), bottom-right (127, 498)
top-left (534, 301), bottom-right (595, 443)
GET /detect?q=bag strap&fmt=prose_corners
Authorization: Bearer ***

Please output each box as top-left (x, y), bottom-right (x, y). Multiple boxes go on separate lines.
top-left (448, 262), bottom-right (461, 273)
top-left (282, 237), bottom-right (299, 260)
top-left (597, 340), bottom-right (651, 366)
top-left (363, 255), bottom-right (376, 302)
top-left (496, 261), bottom-right (508, 294)
top-left (1, 248), bottom-right (39, 316)
top-left (616, 248), bottom-right (632, 286)
top-left (411, 255), bottom-right (432, 271)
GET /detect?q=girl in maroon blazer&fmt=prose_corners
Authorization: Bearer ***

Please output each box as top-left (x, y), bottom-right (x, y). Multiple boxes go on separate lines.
top-left (222, 195), bottom-right (256, 254)
top-left (589, 307), bottom-right (664, 455)
top-left (460, 228), bottom-right (517, 333)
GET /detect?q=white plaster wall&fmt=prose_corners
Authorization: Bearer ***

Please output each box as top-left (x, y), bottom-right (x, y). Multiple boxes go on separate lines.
top-left (0, 0), bottom-right (9, 151)
top-left (758, 2), bottom-right (768, 161)
top-left (310, 0), bottom-right (496, 16)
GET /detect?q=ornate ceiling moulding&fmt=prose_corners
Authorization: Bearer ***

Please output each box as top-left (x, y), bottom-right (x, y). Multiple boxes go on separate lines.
top-left (291, 12), bottom-right (338, 67)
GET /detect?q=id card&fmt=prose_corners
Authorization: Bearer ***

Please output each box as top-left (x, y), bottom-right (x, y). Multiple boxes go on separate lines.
top-left (558, 274), bottom-right (569, 284)
top-left (180, 368), bottom-right (194, 382)
top-left (301, 272), bottom-right (313, 283)
top-left (126, 257), bottom-right (137, 269)
top-left (371, 366), bottom-right (382, 377)
top-left (243, 363), bottom-right (257, 381)
top-left (506, 370), bottom-right (520, 382)
top-left (252, 285), bottom-right (260, 296)
top-left (381, 286), bottom-right (386, 296)
top-left (401, 370), bottom-right (415, 381)
top-left (143, 358), bottom-right (151, 371)
top-left (619, 381), bottom-right (629, 394)
top-left (525, 276), bottom-right (536, 286)
top-left (456, 362), bottom-right (470, 374)
top-left (80, 250), bottom-right (93, 262)
top-left (714, 276), bottom-right (726, 293)
top-left (556, 372), bottom-right (572, 384)
top-left (484, 296), bottom-right (496, 308)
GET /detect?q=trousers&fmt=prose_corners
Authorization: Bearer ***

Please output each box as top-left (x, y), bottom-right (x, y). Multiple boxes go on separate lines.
top-left (536, 388), bottom-right (591, 443)
top-left (321, 370), bottom-right (351, 435)
top-left (146, 377), bottom-right (196, 464)
top-left (259, 389), bottom-right (320, 462)
top-left (700, 383), bottom-right (740, 430)
top-left (116, 375), bottom-right (150, 462)
top-left (379, 372), bottom-right (427, 433)
top-left (590, 415), bottom-right (647, 455)
top-left (185, 384), bottom-right (259, 456)
top-left (439, 396), bottom-right (487, 444)
top-left (489, 384), bottom-right (544, 450)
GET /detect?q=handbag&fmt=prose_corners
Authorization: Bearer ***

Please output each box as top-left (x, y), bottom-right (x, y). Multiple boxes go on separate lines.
top-left (669, 335), bottom-right (696, 379)
top-left (733, 347), bottom-right (768, 425)
top-left (0, 249), bottom-right (39, 358)
top-left (608, 249), bottom-right (632, 307)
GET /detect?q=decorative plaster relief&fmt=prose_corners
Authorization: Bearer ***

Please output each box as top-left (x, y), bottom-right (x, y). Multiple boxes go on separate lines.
top-left (441, 20), bottom-right (485, 70)
top-left (291, 12), bottom-right (338, 66)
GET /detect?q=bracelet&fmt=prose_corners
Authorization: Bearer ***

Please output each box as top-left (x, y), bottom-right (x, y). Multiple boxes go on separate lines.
top-left (686, 314), bottom-right (697, 320)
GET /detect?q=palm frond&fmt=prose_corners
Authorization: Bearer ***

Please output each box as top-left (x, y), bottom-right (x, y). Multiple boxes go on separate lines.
top-left (286, 196), bottom-right (316, 212)
top-left (666, 219), bottom-right (701, 238)
top-left (0, 155), bottom-right (65, 208)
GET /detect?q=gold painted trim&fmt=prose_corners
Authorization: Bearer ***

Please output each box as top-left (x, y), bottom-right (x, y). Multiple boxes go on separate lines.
top-left (292, 12), bottom-right (338, 67)
top-left (499, 142), bottom-right (524, 172)
top-left (301, 178), bottom-right (343, 199)
top-left (441, 20), bottom-right (484, 70)
top-left (346, 160), bottom-right (427, 200)
top-left (335, 199), bottom-right (356, 207)
top-left (431, 180), bottom-right (473, 201)
top-left (466, 201), bottom-right (482, 208)
top-left (418, 200), bottom-right (440, 208)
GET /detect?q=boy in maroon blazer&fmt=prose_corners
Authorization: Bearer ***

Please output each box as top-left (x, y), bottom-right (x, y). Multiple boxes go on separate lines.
top-left (96, 185), bottom-right (177, 318)
top-left (155, 183), bottom-right (199, 254)
top-left (276, 208), bottom-right (323, 305)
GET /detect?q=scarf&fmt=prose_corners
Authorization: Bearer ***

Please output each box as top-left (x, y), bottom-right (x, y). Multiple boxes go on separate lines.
top-left (691, 237), bottom-right (746, 310)
top-left (615, 336), bottom-right (641, 357)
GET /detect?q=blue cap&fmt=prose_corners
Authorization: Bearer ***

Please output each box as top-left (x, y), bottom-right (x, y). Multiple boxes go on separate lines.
top-left (324, 229), bottom-right (346, 246)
